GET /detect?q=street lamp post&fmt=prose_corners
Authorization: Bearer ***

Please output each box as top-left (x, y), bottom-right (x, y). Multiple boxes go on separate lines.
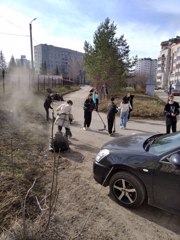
top-left (29, 18), bottom-right (37, 70)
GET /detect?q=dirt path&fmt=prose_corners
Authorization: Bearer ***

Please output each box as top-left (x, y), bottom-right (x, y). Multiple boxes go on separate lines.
top-left (46, 86), bottom-right (180, 240)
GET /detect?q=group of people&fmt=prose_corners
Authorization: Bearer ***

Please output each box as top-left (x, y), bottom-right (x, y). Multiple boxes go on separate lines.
top-left (43, 87), bottom-right (134, 138)
top-left (106, 92), bottom-right (180, 136)
top-left (108, 92), bottom-right (180, 136)
top-left (44, 86), bottom-right (179, 140)
top-left (82, 87), bottom-right (134, 136)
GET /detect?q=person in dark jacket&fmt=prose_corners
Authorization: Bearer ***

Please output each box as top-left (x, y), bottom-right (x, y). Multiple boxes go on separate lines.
top-left (83, 93), bottom-right (95, 130)
top-left (101, 83), bottom-right (109, 99)
top-left (127, 93), bottom-right (134, 120)
top-left (164, 94), bottom-right (179, 134)
top-left (44, 94), bottom-right (53, 121)
top-left (107, 97), bottom-right (118, 136)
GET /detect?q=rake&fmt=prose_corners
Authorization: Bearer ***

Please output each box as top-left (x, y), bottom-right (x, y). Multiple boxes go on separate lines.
top-left (96, 111), bottom-right (107, 131)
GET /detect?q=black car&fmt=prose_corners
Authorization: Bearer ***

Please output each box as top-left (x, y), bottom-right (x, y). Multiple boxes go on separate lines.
top-left (93, 132), bottom-right (180, 216)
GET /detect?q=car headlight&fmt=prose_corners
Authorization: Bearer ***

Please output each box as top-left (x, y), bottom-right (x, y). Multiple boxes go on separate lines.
top-left (95, 149), bottom-right (110, 162)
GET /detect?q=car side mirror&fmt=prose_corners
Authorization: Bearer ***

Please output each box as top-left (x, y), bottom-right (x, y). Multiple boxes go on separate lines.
top-left (169, 154), bottom-right (180, 167)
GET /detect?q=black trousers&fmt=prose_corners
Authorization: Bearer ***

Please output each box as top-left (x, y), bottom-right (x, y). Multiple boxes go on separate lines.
top-left (166, 122), bottom-right (177, 134)
top-left (45, 107), bottom-right (49, 121)
top-left (84, 110), bottom-right (92, 128)
top-left (58, 126), bottom-right (72, 137)
top-left (108, 118), bottom-right (114, 134)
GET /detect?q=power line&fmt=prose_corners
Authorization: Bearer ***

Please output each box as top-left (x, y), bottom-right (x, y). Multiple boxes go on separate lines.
top-left (0, 32), bottom-right (40, 47)
top-left (0, 14), bottom-right (23, 29)
top-left (0, 32), bottom-right (29, 37)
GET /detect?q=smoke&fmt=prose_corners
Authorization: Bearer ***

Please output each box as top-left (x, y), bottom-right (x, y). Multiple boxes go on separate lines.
top-left (3, 66), bottom-right (48, 140)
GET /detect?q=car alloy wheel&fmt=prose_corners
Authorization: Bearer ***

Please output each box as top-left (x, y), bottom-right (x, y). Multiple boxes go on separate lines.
top-left (109, 171), bottom-right (146, 208)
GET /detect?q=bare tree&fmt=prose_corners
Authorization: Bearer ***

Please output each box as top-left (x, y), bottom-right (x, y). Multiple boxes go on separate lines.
top-left (129, 73), bottom-right (147, 92)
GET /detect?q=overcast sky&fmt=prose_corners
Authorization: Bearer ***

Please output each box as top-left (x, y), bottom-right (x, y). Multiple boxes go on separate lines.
top-left (1, 0), bottom-right (180, 63)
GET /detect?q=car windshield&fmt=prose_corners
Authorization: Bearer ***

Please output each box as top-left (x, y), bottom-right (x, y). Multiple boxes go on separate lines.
top-left (145, 132), bottom-right (180, 155)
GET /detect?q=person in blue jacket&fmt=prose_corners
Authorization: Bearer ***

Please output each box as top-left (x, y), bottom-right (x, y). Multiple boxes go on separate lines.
top-left (92, 89), bottom-right (99, 111)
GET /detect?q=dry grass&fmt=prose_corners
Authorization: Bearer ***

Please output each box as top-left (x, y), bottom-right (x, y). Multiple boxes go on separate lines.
top-left (0, 83), bottom-right (81, 238)
top-left (0, 95), bottom-right (55, 238)
top-left (0, 77), bottom-right (80, 238)
top-left (99, 91), bottom-right (165, 120)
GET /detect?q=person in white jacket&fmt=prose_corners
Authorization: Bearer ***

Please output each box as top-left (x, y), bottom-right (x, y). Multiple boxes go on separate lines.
top-left (119, 96), bottom-right (132, 129)
top-left (55, 100), bottom-right (73, 137)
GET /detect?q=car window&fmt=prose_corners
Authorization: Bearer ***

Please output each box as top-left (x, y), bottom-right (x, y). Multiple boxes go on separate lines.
top-left (148, 133), bottom-right (180, 155)
top-left (161, 151), bottom-right (180, 163)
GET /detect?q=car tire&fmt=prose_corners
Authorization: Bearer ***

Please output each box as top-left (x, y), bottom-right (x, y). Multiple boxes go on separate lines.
top-left (109, 171), bottom-right (146, 208)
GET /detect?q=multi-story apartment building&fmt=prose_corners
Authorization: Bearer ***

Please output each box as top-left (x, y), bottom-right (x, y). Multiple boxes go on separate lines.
top-left (135, 58), bottom-right (157, 83)
top-left (34, 44), bottom-right (86, 83)
top-left (134, 58), bottom-right (157, 95)
top-left (16, 55), bottom-right (30, 67)
top-left (156, 36), bottom-right (180, 89)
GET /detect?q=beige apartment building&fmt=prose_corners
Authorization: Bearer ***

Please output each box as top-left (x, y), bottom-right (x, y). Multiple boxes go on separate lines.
top-left (156, 36), bottom-right (180, 89)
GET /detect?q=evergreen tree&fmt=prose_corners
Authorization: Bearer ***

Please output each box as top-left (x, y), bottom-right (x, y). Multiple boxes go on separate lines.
top-left (84, 18), bottom-right (137, 90)
top-left (0, 50), bottom-right (7, 71)
top-left (8, 55), bottom-right (17, 72)
top-left (40, 61), bottom-right (47, 75)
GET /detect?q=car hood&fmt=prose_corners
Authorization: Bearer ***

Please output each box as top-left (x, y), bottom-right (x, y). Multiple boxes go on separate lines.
top-left (102, 133), bottom-right (155, 152)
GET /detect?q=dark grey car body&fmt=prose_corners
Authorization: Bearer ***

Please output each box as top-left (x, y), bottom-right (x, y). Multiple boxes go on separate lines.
top-left (93, 132), bottom-right (180, 215)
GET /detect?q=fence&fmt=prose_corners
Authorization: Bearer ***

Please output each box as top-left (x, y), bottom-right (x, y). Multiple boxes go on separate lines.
top-left (0, 72), bottom-right (75, 95)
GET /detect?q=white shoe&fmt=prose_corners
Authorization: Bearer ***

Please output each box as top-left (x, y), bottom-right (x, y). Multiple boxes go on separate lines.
top-left (83, 127), bottom-right (86, 130)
